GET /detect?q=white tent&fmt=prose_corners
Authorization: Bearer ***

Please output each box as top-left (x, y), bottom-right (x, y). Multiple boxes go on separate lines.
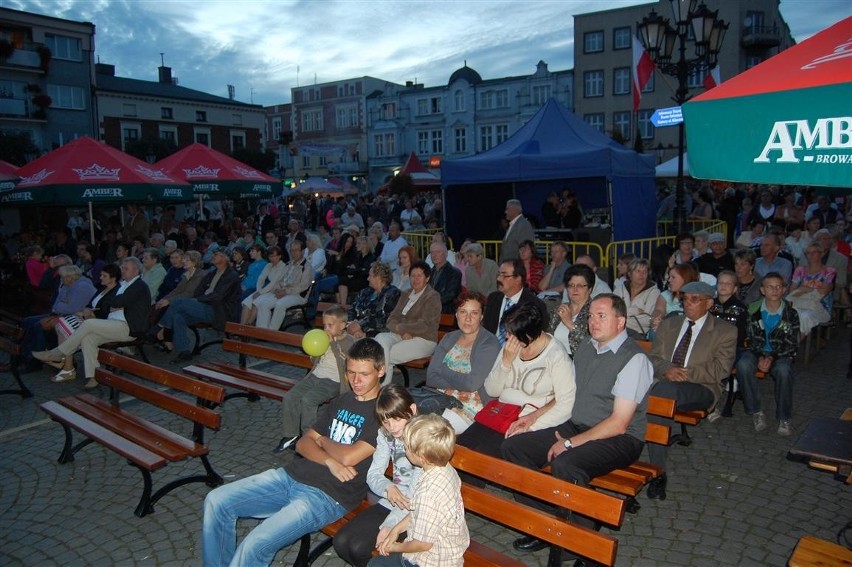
top-left (655, 152), bottom-right (691, 178)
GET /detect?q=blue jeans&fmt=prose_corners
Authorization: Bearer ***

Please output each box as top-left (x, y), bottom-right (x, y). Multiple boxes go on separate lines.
top-left (202, 468), bottom-right (345, 567)
top-left (306, 275), bottom-right (338, 319)
top-left (368, 554), bottom-right (417, 567)
top-left (159, 297), bottom-right (214, 353)
top-left (21, 314), bottom-right (49, 361)
top-left (736, 351), bottom-right (794, 421)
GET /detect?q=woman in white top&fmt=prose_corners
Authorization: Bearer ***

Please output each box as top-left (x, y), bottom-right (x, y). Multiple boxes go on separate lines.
top-left (391, 245), bottom-right (417, 293)
top-left (615, 258), bottom-right (662, 338)
top-left (239, 245), bottom-right (287, 325)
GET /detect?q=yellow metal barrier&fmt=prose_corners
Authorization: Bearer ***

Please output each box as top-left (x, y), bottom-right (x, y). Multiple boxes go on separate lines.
top-left (402, 229), bottom-right (453, 260)
top-left (476, 240), bottom-right (605, 266)
top-left (657, 220), bottom-right (728, 237)
top-left (608, 221), bottom-right (727, 269)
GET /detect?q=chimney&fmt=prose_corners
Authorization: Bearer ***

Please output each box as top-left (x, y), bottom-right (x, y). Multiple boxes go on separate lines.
top-left (405, 81), bottom-right (414, 87)
top-left (158, 66), bottom-right (173, 84)
top-left (95, 63), bottom-right (115, 76)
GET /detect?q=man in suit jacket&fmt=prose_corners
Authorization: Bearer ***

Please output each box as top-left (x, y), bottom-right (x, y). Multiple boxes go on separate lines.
top-left (428, 242), bottom-right (462, 313)
top-left (500, 199), bottom-right (535, 263)
top-left (34, 257), bottom-right (152, 390)
top-left (483, 259), bottom-right (548, 344)
top-left (646, 281), bottom-right (736, 500)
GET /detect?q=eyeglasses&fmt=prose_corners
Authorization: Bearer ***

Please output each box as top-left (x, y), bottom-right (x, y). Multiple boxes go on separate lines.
top-left (497, 272), bottom-right (518, 278)
top-left (566, 283), bottom-right (589, 289)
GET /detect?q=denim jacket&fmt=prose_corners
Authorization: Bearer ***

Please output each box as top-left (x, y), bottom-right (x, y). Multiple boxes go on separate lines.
top-left (745, 299), bottom-right (800, 360)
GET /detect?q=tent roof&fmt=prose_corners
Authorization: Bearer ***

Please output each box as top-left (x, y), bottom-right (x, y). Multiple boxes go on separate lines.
top-left (655, 153), bottom-right (690, 178)
top-left (155, 143), bottom-right (278, 183)
top-left (441, 98), bottom-right (654, 185)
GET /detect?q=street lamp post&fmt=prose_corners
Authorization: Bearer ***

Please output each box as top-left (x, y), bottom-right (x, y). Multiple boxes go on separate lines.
top-left (638, 0), bottom-right (727, 234)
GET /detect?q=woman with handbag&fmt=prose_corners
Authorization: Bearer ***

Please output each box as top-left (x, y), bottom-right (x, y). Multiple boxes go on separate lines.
top-left (456, 302), bottom-right (576, 465)
top-left (788, 242), bottom-right (836, 335)
top-left (425, 292), bottom-right (501, 433)
top-left (613, 258), bottom-right (661, 339)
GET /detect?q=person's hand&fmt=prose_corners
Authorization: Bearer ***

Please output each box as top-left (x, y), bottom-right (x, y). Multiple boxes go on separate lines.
top-left (547, 431), bottom-right (569, 462)
top-left (502, 335), bottom-right (522, 366)
top-left (252, 291), bottom-right (260, 299)
top-left (385, 485), bottom-right (411, 510)
top-left (664, 367), bottom-right (689, 382)
top-left (757, 356), bottom-right (773, 373)
top-left (274, 289), bottom-right (287, 298)
top-left (375, 527), bottom-right (391, 552)
top-left (155, 299), bottom-right (169, 310)
top-left (326, 459), bottom-right (357, 482)
top-left (505, 414), bottom-right (535, 438)
top-left (401, 332), bottom-right (413, 340)
top-left (650, 314), bottom-right (662, 330)
top-left (378, 524), bottom-right (405, 556)
top-left (557, 304), bottom-right (574, 328)
top-left (347, 321), bottom-right (362, 336)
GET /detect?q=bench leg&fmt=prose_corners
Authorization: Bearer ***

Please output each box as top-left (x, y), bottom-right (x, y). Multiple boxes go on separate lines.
top-left (721, 376), bottom-right (740, 417)
top-left (304, 536), bottom-right (335, 566)
top-left (0, 365), bottom-right (33, 399)
top-left (670, 424), bottom-right (693, 447)
top-left (625, 496), bottom-right (641, 514)
top-left (133, 466), bottom-right (155, 517)
top-left (398, 366), bottom-right (410, 388)
top-left (135, 455), bottom-right (224, 517)
top-left (292, 533), bottom-right (313, 567)
top-left (56, 423), bottom-right (95, 464)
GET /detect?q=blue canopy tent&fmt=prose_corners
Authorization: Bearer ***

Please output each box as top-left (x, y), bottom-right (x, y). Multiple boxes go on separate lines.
top-left (441, 99), bottom-right (656, 246)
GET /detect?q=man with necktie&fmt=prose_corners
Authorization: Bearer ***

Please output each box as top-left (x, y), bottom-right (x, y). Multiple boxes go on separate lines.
top-left (482, 259), bottom-right (547, 345)
top-left (646, 281), bottom-right (736, 500)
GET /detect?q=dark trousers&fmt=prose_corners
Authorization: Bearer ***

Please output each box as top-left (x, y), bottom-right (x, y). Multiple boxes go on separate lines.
top-left (334, 504), bottom-right (401, 567)
top-left (21, 314), bottom-right (49, 362)
top-left (501, 421), bottom-right (644, 528)
top-left (455, 422), bottom-right (508, 487)
top-left (646, 380), bottom-right (714, 469)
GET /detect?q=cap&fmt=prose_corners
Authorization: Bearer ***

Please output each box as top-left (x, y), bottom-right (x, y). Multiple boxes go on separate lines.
top-left (707, 232), bottom-right (725, 243)
top-left (680, 281), bottom-right (716, 297)
top-left (213, 248), bottom-right (232, 259)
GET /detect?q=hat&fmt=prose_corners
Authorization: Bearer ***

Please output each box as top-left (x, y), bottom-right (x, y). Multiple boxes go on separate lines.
top-left (213, 247), bottom-right (231, 259)
top-left (680, 281), bottom-right (715, 297)
top-left (707, 232), bottom-right (725, 243)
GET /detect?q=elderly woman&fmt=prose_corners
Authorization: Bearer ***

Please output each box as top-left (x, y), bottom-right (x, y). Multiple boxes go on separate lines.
top-left (550, 264), bottom-right (596, 356)
top-left (304, 233), bottom-right (327, 276)
top-left (650, 263), bottom-right (698, 335)
top-left (240, 245), bottom-right (287, 325)
top-left (456, 302), bottom-right (576, 462)
top-left (733, 248), bottom-right (763, 306)
top-left (426, 292), bottom-right (501, 430)
top-left (347, 262), bottom-right (401, 339)
top-left (150, 250), bottom-right (207, 353)
top-left (391, 245), bottom-right (418, 293)
top-left (669, 232), bottom-right (699, 268)
top-left (375, 260), bottom-right (441, 383)
top-left (539, 241), bottom-right (571, 293)
top-left (464, 242), bottom-right (498, 297)
top-left (46, 264), bottom-right (122, 382)
top-left (789, 242), bottom-right (836, 335)
top-left (241, 244), bottom-right (268, 299)
top-left (614, 258), bottom-right (661, 338)
top-left (518, 240), bottom-right (544, 292)
top-left (337, 235), bottom-right (375, 306)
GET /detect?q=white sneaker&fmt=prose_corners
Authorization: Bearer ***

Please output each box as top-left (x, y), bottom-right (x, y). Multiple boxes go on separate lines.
top-left (753, 411), bottom-right (767, 432)
top-left (777, 420), bottom-right (792, 437)
top-left (707, 408), bottom-right (723, 423)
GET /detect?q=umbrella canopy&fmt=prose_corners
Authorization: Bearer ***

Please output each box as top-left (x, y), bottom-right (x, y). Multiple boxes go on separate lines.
top-left (656, 153), bottom-right (691, 178)
top-left (399, 152), bottom-right (441, 186)
top-left (682, 17), bottom-right (852, 188)
top-left (3, 136), bottom-right (192, 206)
top-left (328, 177), bottom-right (360, 195)
top-left (0, 160), bottom-right (19, 192)
top-left (154, 143), bottom-right (280, 199)
top-left (296, 177), bottom-right (340, 193)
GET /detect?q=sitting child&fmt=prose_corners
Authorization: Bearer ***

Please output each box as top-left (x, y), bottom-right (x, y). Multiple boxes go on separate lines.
top-left (273, 305), bottom-right (354, 453)
top-left (370, 414), bottom-right (469, 567)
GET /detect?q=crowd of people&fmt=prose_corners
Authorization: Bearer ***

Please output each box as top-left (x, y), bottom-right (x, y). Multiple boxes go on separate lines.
top-left (3, 183), bottom-right (851, 566)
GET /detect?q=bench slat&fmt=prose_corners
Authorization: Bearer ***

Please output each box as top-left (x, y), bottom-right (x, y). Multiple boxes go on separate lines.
top-left (222, 339), bottom-right (314, 368)
top-left (96, 369), bottom-right (222, 431)
top-left (788, 535), bottom-right (852, 566)
top-left (41, 401), bottom-right (168, 471)
top-left (202, 361), bottom-right (301, 388)
top-left (59, 394), bottom-right (204, 460)
top-left (183, 365), bottom-right (293, 401)
top-left (224, 323), bottom-right (304, 348)
top-left (463, 541), bottom-right (525, 567)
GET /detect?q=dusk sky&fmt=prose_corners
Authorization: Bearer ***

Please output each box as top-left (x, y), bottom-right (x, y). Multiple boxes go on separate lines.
top-left (6, 0), bottom-right (852, 107)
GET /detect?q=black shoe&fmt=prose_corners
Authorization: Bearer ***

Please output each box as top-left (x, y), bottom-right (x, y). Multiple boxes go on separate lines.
top-left (273, 436), bottom-right (300, 453)
top-left (513, 535), bottom-right (549, 552)
top-left (170, 351), bottom-right (195, 366)
top-left (647, 473), bottom-right (667, 500)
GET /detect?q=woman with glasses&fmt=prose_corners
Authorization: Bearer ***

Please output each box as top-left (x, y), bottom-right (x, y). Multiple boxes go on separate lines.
top-left (426, 292), bottom-right (501, 432)
top-left (549, 264), bottom-right (597, 356)
top-left (614, 258), bottom-right (661, 339)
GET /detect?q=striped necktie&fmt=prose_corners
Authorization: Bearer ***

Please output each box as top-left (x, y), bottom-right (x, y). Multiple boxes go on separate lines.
top-left (671, 320), bottom-right (694, 367)
top-left (496, 299), bottom-right (514, 345)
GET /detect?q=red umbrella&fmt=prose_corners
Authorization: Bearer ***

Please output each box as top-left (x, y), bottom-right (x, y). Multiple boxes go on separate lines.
top-left (399, 151), bottom-right (441, 187)
top-left (0, 160), bottom-right (18, 191)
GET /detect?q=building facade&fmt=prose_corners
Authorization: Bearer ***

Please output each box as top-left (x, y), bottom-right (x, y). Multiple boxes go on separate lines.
top-left (0, 7), bottom-right (97, 157)
top-left (264, 102), bottom-right (294, 181)
top-left (96, 63), bottom-right (266, 156)
top-left (573, 0), bottom-right (795, 164)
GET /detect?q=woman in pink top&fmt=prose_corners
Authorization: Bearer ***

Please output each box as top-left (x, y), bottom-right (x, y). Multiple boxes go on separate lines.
top-left (24, 245), bottom-right (47, 287)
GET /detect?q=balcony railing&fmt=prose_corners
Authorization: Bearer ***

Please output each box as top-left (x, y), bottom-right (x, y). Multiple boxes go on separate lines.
top-left (741, 25), bottom-right (781, 48)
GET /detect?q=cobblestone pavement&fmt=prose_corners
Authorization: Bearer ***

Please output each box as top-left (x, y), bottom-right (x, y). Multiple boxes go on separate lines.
top-left (1, 327), bottom-right (850, 566)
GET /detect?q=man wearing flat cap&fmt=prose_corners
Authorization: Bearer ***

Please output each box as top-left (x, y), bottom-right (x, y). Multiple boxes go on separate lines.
top-left (697, 232), bottom-right (734, 277)
top-left (645, 281), bottom-right (736, 500)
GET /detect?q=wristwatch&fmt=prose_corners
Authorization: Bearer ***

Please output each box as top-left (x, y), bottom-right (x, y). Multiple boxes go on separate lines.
top-left (563, 439), bottom-right (573, 449)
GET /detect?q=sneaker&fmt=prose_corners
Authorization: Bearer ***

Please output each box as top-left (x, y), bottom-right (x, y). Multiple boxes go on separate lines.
top-left (707, 408), bottom-right (723, 423)
top-left (753, 411), bottom-right (767, 432)
top-left (777, 420), bottom-right (792, 437)
top-left (272, 436), bottom-right (300, 454)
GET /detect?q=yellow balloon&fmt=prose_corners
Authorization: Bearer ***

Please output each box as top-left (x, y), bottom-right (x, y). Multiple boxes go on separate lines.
top-left (302, 329), bottom-right (330, 357)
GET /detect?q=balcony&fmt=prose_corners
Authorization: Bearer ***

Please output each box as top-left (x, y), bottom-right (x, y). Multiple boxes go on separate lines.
top-left (328, 161), bottom-right (366, 174)
top-left (741, 26), bottom-right (781, 48)
top-left (0, 97), bottom-right (27, 117)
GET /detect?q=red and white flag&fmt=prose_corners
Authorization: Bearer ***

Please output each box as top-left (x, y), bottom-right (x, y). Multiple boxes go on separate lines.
top-left (703, 65), bottom-right (721, 90)
top-left (632, 36), bottom-right (655, 112)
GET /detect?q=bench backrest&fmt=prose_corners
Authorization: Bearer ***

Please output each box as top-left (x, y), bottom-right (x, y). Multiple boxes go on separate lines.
top-left (646, 395), bottom-right (676, 444)
top-left (451, 445), bottom-right (622, 566)
top-left (96, 350), bottom-right (224, 431)
top-left (222, 322), bottom-right (313, 369)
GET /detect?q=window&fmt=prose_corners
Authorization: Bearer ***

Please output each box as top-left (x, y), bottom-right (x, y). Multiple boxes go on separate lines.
top-left (122, 103), bottom-right (137, 117)
top-left (584, 70), bottom-right (604, 97)
top-left (454, 128), bottom-right (467, 153)
top-left (613, 67), bottom-right (631, 95)
top-left (584, 31), bottom-right (604, 53)
top-left (532, 85), bottom-right (551, 106)
top-left (318, 156), bottom-right (327, 167)
top-left (195, 129), bottom-right (210, 146)
top-left (496, 89), bottom-right (508, 107)
top-left (417, 130), bottom-right (443, 154)
top-left (480, 125), bottom-right (493, 151)
top-left (231, 133), bottom-right (245, 151)
top-left (688, 68), bottom-right (708, 88)
top-left (430, 97), bottom-right (442, 114)
top-left (454, 89), bottom-right (465, 112)
top-left (272, 118), bottom-right (282, 140)
top-left (613, 27), bottom-right (631, 50)
top-left (613, 112), bottom-right (631, 141)
top-left (745, 11), bottom-right (765, 34)
top-left (584, 113), bottom-right (605, 133)
top-left (336, 105), bottom-right (357, 129)
top-left (161, 107), bottom-right (173, 119)
top-left (642, 73), bottom-right (655, 93)
top-left (480, 91), bottom-right (495, 110)
top-left (374, 132), bottom-right (395, 157)
top-left (159, 128), bottom-right (177, 144)
top-left (302, 109), bottom-right (323, 132)
top-left (380, 102), bottom-right (396, 120)
top-left (416, 97), bottom-right (442, 115)
top-left (46, 84), bottom-right (85, 110)
top-left (496, 124), bottom-right (509, 145)
top-left (637, 109), bottom-right (654, 139)
top-left (232, 114), bottom-right (242, 126)
top-left (44, 34), bottom-right (81, 61)
top-left (302, 156), bottom-right (311, 168)
top-left (746, 55), bottom-right (762, 69)
top-left (123, 128), bottom-right (139, 143)
top-left (195, 110), bottom-right (207, 122)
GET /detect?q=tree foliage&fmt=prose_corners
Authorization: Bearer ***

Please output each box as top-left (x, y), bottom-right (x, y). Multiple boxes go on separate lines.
top-left (388, 172), bottom-right (414, 197)
top-left (0, 130), bottom-right (39, 166)
top-left (231, 147), bottom-right (275, 173)
top-left (124, 137), bottom-right (178, 163)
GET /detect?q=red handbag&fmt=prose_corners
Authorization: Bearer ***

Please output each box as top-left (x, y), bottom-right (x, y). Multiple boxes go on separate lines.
top-left (474, 400), bottom-right (523, 434)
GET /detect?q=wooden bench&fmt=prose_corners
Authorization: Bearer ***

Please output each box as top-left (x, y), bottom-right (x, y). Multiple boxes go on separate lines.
top-left (788, 534), bottom-right (852, 566)
top-left (0, 316), bottom-right (31, 398)
top-left (182, 322), bottom-right (312, 404)
top-left (396, 313), bottom-right (458, 387)
top-left (294, 445), bottom-right (626, 567)
top-left (39, 350), bottom-right (225, 517)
